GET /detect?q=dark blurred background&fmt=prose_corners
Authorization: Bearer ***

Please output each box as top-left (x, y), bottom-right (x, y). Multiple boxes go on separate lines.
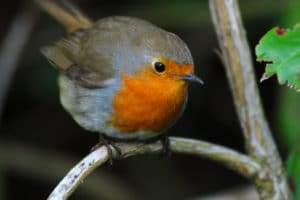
top-left (0, 0), bottom-right (298, 199)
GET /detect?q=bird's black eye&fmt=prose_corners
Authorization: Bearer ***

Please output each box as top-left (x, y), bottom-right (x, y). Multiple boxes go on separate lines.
top-left (153, 62), bottom-right (165, 73)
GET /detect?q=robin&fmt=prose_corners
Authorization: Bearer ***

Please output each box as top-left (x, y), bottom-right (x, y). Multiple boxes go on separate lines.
top-left (36, 0), bottom-right (203, 162)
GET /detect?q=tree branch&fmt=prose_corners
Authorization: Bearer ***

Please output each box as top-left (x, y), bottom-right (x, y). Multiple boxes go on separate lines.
top-left (47, 137), bottom-right (261, 200)
top-left (209, 0), bottom-right (291, 199)
top-left (0, 140), bottom-right (138, 200)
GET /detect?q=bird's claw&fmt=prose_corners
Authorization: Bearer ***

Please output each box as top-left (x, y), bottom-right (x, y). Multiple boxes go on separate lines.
top-left (91, 135), bottom-right (122, 165)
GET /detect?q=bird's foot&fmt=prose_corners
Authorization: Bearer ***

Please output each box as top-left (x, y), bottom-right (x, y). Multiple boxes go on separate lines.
top-left (160, 135), bottom-right (171, 157)
top-left (91, 134), bottom-right (122, 165)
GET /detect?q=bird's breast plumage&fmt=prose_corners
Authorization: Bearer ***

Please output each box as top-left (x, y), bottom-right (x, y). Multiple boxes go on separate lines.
top-left (108, 66), bottom-right (189, 138)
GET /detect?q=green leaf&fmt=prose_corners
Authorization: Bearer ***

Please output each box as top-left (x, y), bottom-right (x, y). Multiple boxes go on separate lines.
top-left (255, 25), bottom-right (300, 91)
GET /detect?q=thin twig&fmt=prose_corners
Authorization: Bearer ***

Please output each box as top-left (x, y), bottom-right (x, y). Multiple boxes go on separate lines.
top-left (209, 0), bottom-right (291, 199)
top-left (47, 137), bottom-right (261, 200)
top-left (0, 140), bottom-right (138, 200)
top-left (0, 3), bottom-right (39, 124)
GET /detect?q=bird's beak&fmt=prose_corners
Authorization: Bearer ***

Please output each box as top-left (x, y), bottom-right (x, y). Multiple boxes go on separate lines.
top-left (180, 73), bottom-right (204, 85)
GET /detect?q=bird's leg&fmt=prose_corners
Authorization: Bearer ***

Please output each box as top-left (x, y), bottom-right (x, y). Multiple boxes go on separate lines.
top-left (161, 135), bottom-right (171, 157)
top-left (91, 134), bottom-right (122, 165)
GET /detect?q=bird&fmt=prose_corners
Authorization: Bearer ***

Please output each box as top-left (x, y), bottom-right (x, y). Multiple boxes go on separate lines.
top-left (35, 0), bottom-right (203, 163)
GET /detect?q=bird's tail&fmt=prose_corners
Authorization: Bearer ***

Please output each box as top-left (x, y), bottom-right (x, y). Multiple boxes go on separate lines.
top-left (34, 0), bottom-right (93, 32)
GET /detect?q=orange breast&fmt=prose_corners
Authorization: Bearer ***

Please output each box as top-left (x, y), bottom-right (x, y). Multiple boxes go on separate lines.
top-left (110, 67), bottom-right (188, 133)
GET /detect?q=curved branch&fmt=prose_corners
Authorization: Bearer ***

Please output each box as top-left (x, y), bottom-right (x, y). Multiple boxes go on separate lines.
top-left (0, 140), bottom-right (137, 200)
top-left (47, 137), bottom-right (261, 200)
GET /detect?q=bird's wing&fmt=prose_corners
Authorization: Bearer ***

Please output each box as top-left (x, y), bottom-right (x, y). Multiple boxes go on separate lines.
top-left (42, 29), bottom-right (115, 88)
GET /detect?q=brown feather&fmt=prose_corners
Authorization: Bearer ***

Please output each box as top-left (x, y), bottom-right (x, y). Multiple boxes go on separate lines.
top-left (42, 29), bottom-right (110, 88)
